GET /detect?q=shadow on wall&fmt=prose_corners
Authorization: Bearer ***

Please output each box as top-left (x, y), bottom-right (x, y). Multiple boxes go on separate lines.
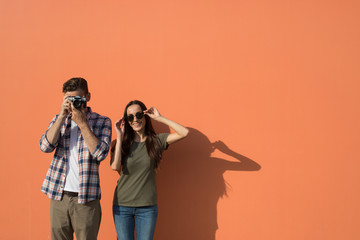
top-left (154, 127), bottom-right (261, 240)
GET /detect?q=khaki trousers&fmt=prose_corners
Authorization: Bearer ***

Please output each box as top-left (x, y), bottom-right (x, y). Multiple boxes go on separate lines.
top-left (50, 192), bottom-right (102, 240)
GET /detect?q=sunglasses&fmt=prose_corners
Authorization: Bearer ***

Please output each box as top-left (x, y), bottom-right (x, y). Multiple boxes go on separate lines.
top-left (126, 112), bottom-right (144, 122)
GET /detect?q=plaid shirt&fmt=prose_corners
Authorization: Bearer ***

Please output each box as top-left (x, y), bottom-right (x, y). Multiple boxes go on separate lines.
top-left (40, 108), bottom-right (112, 204)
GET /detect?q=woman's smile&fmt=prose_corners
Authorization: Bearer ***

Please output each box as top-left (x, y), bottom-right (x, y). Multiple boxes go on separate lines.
top-left (132, 121), bottom-right (143, 129)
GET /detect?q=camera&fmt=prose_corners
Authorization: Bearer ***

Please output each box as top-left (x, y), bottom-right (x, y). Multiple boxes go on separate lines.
top-left (67, 96), bottom-right (87, 109)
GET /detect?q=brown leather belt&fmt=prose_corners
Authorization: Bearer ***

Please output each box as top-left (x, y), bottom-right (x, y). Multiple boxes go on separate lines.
top-left (63, 191), bottom-right (78, 197)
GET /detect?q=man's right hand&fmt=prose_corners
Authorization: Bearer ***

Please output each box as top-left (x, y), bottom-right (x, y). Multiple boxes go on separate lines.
top-left (46, 96), bottom-right (71, 145)
top-left (59, 96), bottom-right (71, 119)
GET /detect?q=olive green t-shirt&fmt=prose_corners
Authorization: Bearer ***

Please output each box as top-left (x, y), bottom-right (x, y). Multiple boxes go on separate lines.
top-left (113, 133), bottom-right (169, 207)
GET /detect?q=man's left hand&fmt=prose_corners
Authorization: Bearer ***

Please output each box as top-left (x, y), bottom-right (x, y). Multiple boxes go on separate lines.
top-left (71, 103), bottom-right (87, 127)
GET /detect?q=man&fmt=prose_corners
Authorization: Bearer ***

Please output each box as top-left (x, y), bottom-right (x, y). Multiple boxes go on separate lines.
top-left (40, 77), bottom-right (112, 240)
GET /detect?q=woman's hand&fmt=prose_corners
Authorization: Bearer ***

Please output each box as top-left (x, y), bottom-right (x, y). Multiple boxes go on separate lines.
top-left (147, 106), bottom-right (189, 145)
top-left (144, 107), bottom-right (162, 121)
top-left (115, 118), bottom-right (125, 140)
top-left (111, 119), bottom-right (125, 172)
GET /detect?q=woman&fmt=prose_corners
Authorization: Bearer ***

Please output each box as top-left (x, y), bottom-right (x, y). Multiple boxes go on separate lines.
top-left (110, 100), bottom-right (189, 240)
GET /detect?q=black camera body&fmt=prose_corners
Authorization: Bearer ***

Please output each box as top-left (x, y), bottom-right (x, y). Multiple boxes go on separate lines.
top-left (67, 96), bottom-right (87, 109)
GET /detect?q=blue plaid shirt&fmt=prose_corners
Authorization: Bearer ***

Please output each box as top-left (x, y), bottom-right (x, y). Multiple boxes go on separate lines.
top-left (40, 108), bottom-right (112, 203)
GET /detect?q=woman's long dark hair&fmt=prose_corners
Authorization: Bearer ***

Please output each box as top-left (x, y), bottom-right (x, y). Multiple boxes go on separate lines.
top-left (119, 100), bottom-right (163, 170)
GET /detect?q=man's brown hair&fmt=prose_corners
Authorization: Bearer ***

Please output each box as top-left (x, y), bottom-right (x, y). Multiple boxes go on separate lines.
top-left (62, 77), bottom-right (89, 94)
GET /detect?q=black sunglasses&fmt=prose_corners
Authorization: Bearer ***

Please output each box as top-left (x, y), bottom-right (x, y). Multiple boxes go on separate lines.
top-left (126, 112), bottom-right (144, 122)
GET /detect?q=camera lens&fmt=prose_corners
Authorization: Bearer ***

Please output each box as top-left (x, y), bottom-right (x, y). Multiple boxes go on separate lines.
top-left (73, 100), bottom-right (82, 109)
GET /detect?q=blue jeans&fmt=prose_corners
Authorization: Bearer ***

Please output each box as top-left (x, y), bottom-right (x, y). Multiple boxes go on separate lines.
top-left (113, 205), bottom-right (158, 240)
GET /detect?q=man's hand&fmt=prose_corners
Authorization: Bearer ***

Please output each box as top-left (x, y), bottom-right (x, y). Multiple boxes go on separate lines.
top-left (59, 96), bottom-right (71, 119)
top-left (70, 103), bottom-right (87, 127)
top-left (70, 104), bottom-right (99, 154)
top-left (46, 96), bottom-right (73, 145)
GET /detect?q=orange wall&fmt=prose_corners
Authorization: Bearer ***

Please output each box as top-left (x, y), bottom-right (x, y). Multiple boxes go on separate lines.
top-left (1, 0), bottom-right (359, 239)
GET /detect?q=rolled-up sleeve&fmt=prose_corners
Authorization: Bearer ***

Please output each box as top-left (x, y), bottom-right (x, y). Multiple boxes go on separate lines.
top-left (40, 116), bottom-right (58, 153)
top-left (91, 117), bottom-right (112, 161)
